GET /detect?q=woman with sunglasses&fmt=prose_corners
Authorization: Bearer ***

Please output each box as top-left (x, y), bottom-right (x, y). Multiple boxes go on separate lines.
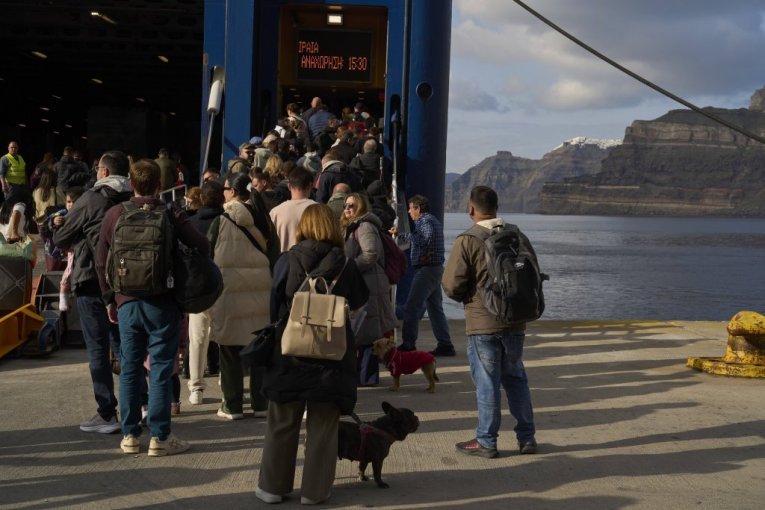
top-left (339, 192), bottom-right (397, 386)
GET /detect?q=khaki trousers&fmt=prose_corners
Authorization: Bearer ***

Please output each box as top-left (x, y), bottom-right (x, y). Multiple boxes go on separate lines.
top-left (258, 400), bottom-right (339, 501)
top-left (186, 311), bottom-right (211, 392)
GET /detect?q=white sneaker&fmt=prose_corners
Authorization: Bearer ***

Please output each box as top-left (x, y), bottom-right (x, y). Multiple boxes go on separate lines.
top-left (120, 434), bottom-right (140, 454)
top-left (148, 434), bottom-right (189, 457)
top-left (189, 389), bottom-right (203, 405)
top-left (217, 408), bottom-right (244, 420)
top-left (255, 487), bottom-right (282, 504)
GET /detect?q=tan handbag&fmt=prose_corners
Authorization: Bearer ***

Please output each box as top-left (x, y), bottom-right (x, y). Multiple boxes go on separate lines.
top-left (282, 273), bottom-right (348, 360)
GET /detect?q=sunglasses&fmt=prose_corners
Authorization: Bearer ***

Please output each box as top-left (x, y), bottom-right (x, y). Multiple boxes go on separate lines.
top-left (343, 203), bottom-right (356, 210)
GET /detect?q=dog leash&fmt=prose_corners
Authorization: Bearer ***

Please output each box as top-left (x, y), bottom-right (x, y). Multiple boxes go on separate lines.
top-left (348, 412), bottom-right (398, 464)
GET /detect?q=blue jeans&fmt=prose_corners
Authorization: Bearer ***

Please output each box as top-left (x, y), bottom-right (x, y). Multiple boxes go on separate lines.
top-left (467, 331), bottom-right (535, 449)
top-left (402, 265), bottom-right (452, 349)
top-left (118, 296), bottom-right (181, 440)
top-left (76, 294), bottom-right (120, 420)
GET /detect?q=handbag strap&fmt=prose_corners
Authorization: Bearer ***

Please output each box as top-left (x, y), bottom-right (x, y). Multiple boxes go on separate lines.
top-left (222, 212), bottom-right (266, 256)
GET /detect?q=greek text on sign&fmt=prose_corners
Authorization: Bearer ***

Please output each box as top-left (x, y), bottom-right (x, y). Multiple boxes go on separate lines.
top-left (296, 29), bottom-right (372, 82)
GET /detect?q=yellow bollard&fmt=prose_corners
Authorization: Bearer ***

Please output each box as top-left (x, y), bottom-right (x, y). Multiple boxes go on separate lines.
top-left (687, 311), bottom-right (765, 378)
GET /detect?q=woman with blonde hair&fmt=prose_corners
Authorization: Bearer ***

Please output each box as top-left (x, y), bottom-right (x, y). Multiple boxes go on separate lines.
top-left (257, 203), bottom-right (368, 505)
top-left (340, 192), bottom-right (397, 385)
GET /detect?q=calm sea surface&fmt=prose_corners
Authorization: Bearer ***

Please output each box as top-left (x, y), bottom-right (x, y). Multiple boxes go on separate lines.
top-left (440, 213), bottom-right (765, 321)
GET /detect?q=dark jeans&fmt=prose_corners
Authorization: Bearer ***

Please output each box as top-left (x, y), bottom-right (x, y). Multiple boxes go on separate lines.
top-left (76, 294), bottom-right (120, 420)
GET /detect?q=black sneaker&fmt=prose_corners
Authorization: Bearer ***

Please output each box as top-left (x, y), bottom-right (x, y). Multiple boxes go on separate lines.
top-left (456, 438), bottom-right (498, 458)
top-left (397, 344), bottom-right (416, 352)
top-left (519, 440), bottom-right (537, 454)
top-left (430, 345), bottom-right (456, 357)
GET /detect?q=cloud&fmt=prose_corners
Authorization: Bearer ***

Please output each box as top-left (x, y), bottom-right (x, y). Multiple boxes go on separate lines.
top-left (449, 79), bottom-right (506, 112)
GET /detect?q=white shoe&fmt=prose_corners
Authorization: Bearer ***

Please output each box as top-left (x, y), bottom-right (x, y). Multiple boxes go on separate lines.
top-left (256, 487), bottom-right (282, 504)
top-left (120, 434), bottom-right (140, 454)
top-left (301, 493), bottom-right (330, 505)
top-left (189, 389), bottom-right (203, 405)
top-left (148, 434), bottom-right (189, 457)
top-left (217, 408), bottom-right (244, 420)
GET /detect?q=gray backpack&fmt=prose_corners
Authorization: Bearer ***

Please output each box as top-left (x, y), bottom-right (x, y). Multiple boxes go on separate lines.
top-left (106, 202), bottom-right (175, 297)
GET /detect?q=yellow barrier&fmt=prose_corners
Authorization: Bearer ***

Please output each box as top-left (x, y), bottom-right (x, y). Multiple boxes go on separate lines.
top-left (0, 304), bottom-right (45, 359)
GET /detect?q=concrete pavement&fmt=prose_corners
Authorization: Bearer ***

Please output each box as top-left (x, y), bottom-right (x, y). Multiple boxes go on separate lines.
top-left (1, 319), bottom-right (764, 509)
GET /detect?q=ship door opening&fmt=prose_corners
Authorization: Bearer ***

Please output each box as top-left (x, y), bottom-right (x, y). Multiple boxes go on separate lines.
top-left (277, 4), bottom-right (388, 126)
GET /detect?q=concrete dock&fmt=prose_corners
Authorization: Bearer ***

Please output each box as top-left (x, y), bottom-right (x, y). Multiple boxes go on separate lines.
top-left (1, 319), bottom-right (764, 509)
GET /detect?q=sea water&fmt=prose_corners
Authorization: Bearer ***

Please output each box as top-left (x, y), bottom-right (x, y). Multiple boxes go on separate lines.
top-left (440, 213), bottom-right (765, 321)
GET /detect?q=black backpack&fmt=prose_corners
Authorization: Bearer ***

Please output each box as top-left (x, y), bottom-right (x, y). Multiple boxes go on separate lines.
top-left (106, 202), bottom-right (175, 297)
top-left (463, 223), bottom-right (548, 324)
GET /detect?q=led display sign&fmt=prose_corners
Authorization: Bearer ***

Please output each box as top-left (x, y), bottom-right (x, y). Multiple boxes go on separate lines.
top-left (296, 29), bottom-right (372, 82)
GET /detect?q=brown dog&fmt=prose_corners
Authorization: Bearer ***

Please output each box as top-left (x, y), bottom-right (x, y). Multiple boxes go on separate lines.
top-left (371, 337), bottom-right (439, 393)
top-left (337, 402), bottom-right (420, 488)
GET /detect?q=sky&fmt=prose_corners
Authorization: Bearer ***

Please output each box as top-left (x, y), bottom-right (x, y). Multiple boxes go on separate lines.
top-left (446, 0), bottom-right (765, 174)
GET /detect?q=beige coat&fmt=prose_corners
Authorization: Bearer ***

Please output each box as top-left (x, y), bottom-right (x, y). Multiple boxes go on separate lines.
top-left (209, 200), bottom-right (272, 346)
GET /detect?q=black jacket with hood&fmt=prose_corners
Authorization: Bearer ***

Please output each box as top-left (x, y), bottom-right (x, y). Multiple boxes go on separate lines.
top-left (52, 175), bottom-right (132, 295)
top-left (263, 239), bottom-right (369, 414)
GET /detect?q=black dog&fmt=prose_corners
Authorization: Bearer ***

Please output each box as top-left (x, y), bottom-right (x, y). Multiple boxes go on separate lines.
top-left (337, 401), bottom-right (420, 488)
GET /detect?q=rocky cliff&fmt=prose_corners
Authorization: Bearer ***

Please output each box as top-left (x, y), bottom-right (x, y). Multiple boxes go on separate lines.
top-left (444, 138), bottom-right (618, 213)
top-left (540, 86), bottom-right (765, 216)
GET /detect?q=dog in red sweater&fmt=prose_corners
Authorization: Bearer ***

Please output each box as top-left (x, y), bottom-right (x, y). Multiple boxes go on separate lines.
top-left (371, 337), bottom-right (439, 393)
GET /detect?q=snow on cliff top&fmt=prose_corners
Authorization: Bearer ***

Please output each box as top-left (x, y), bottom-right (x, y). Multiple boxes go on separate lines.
top-left (553, 136), bottom-right (622, 151)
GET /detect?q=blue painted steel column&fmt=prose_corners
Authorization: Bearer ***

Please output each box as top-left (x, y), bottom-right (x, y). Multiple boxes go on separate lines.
top-left (404, 0), bottom-right (452, 221)
top-left (222, 0), bottom-right (257, 168)
top-left (201, 0), bottom-right (226, 176)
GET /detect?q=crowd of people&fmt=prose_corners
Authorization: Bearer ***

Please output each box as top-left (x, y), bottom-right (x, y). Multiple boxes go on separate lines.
top-left (0, 98), bottom-right (539, 505)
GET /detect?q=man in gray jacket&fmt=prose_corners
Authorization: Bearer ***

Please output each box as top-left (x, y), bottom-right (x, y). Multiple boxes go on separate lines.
top-left (441, 185), bottom-right (538, 459)
top-left (53, 150), bottom-right (133, 434)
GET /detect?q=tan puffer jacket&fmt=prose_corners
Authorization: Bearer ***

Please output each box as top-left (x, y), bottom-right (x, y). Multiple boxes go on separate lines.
top-left (208, 200), bottom-right (272, 346)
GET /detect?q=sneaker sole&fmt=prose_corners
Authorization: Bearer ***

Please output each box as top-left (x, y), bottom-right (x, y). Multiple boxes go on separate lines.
top-left (121, 444), bottom-right (139, 454)
top-left (148, 445), bottom-right (190, 457)
top-left (217, 410), bottom-right (244, 420)
top-left (80, 425), bottom-right (121, 434)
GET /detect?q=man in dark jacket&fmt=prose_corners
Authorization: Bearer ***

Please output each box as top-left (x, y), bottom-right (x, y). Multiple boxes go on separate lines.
top-left (442, 185), bottom-right (538, 459)
top-left (314, 148), bottom-right (361, 204)
top-left (349, 139), bottom-right (384, 190)
top-left (332, 129), bottom-right (357, 165)
top-left (96, 159), bottom-right (210, 456)
top-left (53, 150), bottom-right (133, 435)
top-left (55, 146), bottom-right (91, 194)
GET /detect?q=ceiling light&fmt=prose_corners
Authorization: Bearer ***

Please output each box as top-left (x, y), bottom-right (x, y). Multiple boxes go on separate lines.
top-left (136, 97), bottom-right (145, 102)
top-left (91, 78), bottom-right (103, 84)
top-left (64, 124), bottom-right (72, 128)
top-left (81, 136), bottom-right (88, 140)
top-left (31, 51), bottom-right (47, 59)
top-left (52, 94), bottom-right (62, 99)
top-left (18, 123), bottom-right (26, 128)
top-left (157, 55), bottom-right (169, 63)
top-left (40, 107), bottom-right (50, 111)
top-left (169, 111), bottom-right (176, 116)
top-left (91, 11), bottom-right (117, 25)
top-left (327, 13), bottom-right (343, 25)
top-left (41, 118), bottom-right (50, 123)
top-left (53, 131), bottom-right (60, 135)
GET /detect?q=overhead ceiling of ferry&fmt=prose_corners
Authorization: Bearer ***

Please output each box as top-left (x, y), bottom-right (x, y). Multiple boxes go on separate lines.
top-left (0, 0), bottom-right (203, 148)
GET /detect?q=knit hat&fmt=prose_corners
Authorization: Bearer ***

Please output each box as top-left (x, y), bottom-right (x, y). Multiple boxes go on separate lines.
top-left (249, 136), bottom-right (263, 146)
top-left (239, 142), bottom-right (254, 150)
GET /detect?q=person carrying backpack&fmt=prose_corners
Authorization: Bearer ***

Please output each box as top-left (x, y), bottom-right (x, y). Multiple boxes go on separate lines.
top-left (53, 150), bottom-right (133, 436)
top-left (442, 185), bottom-right (544, 459)
top-left (95, 159), bottom-right (210, 457)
